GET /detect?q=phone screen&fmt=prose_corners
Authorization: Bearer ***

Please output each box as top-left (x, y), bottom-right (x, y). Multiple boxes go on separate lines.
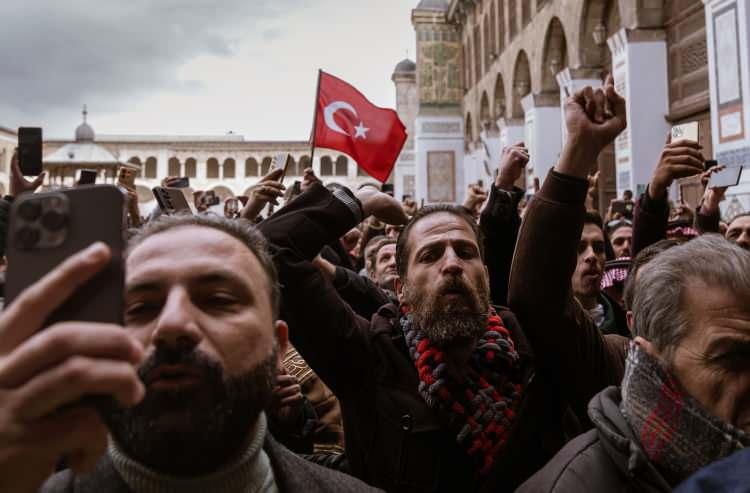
top-left (172, 177), bottom-right (190, 189)
top-left (18, 127), bottom-right (43, 176)
top-left (671, 122), bottom-right (699, 143)
top-left (708, 166), bottom-right (743, 189)
top-left (273, 153), bottom-right (292, 183)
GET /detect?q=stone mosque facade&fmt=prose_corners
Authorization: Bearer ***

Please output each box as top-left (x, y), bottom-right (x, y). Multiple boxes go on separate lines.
top-left (392, 0), bottom-right (750, 219)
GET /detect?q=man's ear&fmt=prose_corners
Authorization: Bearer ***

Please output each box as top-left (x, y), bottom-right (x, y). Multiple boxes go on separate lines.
top-left (274, 320), bottom-right (289, 369)
top-left (395, 277), bottom-right (405, 304)
top-left (626, 310), bottom-right (634, 333)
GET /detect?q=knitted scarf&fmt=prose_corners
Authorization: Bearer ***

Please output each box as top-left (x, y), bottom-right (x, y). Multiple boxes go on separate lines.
top-left (621, 343), bottom-right (750, 485)
top-left (400, 309), bottom-right (524, 476)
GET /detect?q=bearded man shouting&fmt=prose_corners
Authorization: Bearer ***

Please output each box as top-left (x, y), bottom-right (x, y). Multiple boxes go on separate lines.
top-left (259, 79), bottom-right (629, 493)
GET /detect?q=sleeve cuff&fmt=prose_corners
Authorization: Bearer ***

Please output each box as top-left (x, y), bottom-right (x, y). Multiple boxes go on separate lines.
top-left (332, 187), bottom-right (364, 224)
top-left (539, 169), bottom-right (589, 205)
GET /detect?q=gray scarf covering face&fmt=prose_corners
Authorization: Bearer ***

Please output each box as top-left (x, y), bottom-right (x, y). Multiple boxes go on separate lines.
top-left (620, 343), bottom-right (749, 485)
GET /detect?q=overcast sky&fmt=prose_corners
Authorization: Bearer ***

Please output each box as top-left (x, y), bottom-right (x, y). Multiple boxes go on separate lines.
top-left (1, 0), bottom-right (416, 140)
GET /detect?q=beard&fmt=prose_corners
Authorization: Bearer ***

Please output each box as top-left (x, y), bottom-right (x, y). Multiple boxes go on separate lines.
top-left (403, 274), bottom-right (490, 346)
top-left (101, 341), bottom-right (278, 477)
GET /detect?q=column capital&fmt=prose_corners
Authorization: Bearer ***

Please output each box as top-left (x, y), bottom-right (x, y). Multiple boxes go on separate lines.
top-left (521, 92), bottom-right (559, 111)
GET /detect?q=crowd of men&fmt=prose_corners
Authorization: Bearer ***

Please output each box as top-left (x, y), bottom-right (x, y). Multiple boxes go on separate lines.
top-left (0, 74), bottom-right (748, 493)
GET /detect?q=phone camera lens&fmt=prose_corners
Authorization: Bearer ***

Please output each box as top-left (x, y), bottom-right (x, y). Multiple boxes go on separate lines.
top-left (16, 226), bottom-right (40, 250)
top-left (18, 200), bottom-right (42, 222)
top-left (41, 210), bottom-right (67, 232)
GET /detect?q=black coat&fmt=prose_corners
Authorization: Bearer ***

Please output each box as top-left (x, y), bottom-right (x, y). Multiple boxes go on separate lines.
top-left (258, 184), bottom-right (627, 492)
top-left (39, 434), bottom-right (380, 493)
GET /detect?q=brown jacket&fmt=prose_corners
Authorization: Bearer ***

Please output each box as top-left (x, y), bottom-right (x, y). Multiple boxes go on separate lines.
top-left (508, 170), bottom-right (628, 424)
top-left (259, 183), bottom-right (626, 492)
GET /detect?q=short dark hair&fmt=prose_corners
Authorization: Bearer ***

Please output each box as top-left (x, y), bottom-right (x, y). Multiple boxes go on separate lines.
top-left (396, 204), bottom-right (484, 280)
top-left (622, 239), bottom-right (680, 310)
top-left (583, 211), bottom-right (615, 260)
top-left (127, 213), bottom-right (281, 318)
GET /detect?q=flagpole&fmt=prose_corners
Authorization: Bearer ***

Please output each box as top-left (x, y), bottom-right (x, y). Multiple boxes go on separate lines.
top-left (309, 69), bottom-right (323, 173)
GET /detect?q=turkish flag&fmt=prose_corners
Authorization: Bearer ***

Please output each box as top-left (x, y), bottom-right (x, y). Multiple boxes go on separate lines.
top-left (312, 71), bottom-right (407, 183)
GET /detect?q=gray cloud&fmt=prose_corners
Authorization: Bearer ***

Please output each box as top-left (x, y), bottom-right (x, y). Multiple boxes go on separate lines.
top-left (0, 0), bottom-right (302, 131)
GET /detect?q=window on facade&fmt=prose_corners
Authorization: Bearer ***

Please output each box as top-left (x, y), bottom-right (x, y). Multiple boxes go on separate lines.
top-left (168, 157), bottom-right (180, 177)
top-left (357, 165), bottom-right (368, 176)
top-left (508, 0), bottom-right (517, 38)
top-left (298, 156), bottom-right (311, 175)
top-left (490, 1), bottom-right (497, 56)
top-left (245, 158), bottom-right (259, 177)
top-left (498, 0), bottom-right (505, 51)
top-left (128, 157), bottom-right (142, 177)
top-left (320, 156), bottom-right (333, 176)
top-left (145, 157), bottom-right (157, 179)
top-left (223, 158), bottom-right (236, 179)
top-left (207, 158), bottom-right (220, 179)
top-left (464, 43), bottom-right (471, 89)
top-left (260, 157), bottom-right (273, 175)
top-left (184, 158), bottom-right (197, 178)
top-left (335, 156), bottom-right (348, 176)
top-left (483, 15), bottom-right (492, 73)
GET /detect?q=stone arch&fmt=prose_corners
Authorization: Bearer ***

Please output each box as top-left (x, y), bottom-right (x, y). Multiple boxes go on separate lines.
top-left (320, 156), bottom-right (333, 176)
top-left (479, 91), bottom-right (491, 129)
top-left (168, 157), bottom-right (181, 177)
top-left (511, 50), bottom-right (531, 118)
top-left (184, 158), bottom-right (197, 178)
top-left (144, 157), bottom-right (157, 179)
top-left (541, 17), bottom-right (569, 92)
top-left (493, 73), bottom-right (507, 120)
top-left (579, 0), bottom-right (620, 69)
top-left (206, 158), bottom-right (220, 179)
top-left (245, 157), bottom-right (259, 177)
top-left (335, 156), bottom-right (348, 176)
top-left (211, 185), bottom-right (234, 201)
top-left (260, 156), bottom-right (273, 176)
top-left (286, 156), bottom-right (299, 176)
top-left (223, 158), bottom-right (236, 179)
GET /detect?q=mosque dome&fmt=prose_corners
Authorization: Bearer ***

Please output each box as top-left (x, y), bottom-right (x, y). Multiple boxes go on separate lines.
top-left (394, 58), bottom-right (416, 74)
top-left (416, 0), bottom-right (449, 11)
top-left (75, 105), bottom-right (95, 142)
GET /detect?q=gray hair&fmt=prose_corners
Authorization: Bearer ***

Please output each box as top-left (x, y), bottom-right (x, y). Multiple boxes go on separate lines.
top-left (127, 213), bottom-right (281, 319)
top-left (632, 234), bottom-right (750, 361)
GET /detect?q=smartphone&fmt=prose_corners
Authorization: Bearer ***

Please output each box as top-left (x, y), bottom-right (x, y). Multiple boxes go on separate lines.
top-left (273, 152), bottom-right (292, 183)
top-left (381, 184), bottom-right (395, 195)
top-left (203, 190), bottom-right (220, 207)
top-left (153, 187), bottom-right (193, 215)
top-left (611, 200), bottom-right (630, 216)
top-left (171, 177), bottom-right (190, 189)
top-left (117, 167), bottom-right (136, 189)
top-left (704, 159), bottom-right (718, 172)
top-left (671, 122), bottom-right (699, 143)
top-left (708, 166), bottom-right (743, 189)
top-left (18, 127), bottom-right (43, 176)
top-left (78, 169), bottom-right (98, 185)
top-left (6, 186), bottom-right (125, 327)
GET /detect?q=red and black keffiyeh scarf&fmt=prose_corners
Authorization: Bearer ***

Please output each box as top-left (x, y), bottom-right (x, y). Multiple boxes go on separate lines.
top-left (400, 308), bottom-right (524, 476)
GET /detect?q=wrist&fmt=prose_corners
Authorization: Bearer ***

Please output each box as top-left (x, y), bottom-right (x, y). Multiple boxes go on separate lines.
top-left (555, 140), bottom-right (600, 179)
top-left (495, 174), bottom-right (516, 190)
top-left (648, 180), bottom-right (667, 200)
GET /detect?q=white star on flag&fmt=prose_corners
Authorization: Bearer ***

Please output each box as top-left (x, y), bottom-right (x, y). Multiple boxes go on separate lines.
top-left (354, 122), bottom-right (369, 139)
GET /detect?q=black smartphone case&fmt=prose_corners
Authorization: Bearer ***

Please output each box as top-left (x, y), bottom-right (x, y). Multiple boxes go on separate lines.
top-left (152, 186), bottom-right (191, 214)
top-left (18, 127), bottom-right (43, 176)
top-left (5, 186), bottom-right (126, 327)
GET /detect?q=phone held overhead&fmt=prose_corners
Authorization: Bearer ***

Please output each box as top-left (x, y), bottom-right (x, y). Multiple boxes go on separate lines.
top-left (18, 127), bottom-right (43, 177)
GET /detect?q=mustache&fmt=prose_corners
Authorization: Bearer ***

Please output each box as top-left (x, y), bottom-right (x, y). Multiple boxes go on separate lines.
top-left (138, 342), bottom-right (222, 384)
top-left (437, 276), bottom-right (472, 296)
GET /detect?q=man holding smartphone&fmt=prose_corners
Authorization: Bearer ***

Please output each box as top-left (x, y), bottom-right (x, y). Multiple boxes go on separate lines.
top-left (0, 215), bottom-right (378, 493)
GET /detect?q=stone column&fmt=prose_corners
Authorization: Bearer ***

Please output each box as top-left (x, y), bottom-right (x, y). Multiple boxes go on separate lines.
top-left (608, 28), bottom-right (670, 198)
top-left (521, 92), bottom-right (563, 188)
top-left (414, 116), bottom-right (464, 205)
top-left (556, 68), bottom-right (603, 142)
top-left (703, 0), bottom-right (750, 212)
top-left (497, 118), bottom-right (526, 190)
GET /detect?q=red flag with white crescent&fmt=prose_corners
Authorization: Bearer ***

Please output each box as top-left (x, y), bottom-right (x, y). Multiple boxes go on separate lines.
top-left (312, 71), bottom-right (407, 183)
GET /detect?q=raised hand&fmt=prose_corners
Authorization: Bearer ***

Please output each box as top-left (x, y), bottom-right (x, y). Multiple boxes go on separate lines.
top-left (699, 165), bottom-right (728, 215)
top-left (463, 184), bottom-right (488, 217)
top-left (648, 133), bottom-right (705, 200)
top-left (10, 148), bottom-right (45, 197)
top-left (557, 75), bottom-right (627, 179)
top-left (240, 168), bottom-right (286, 221)
top-left (301, 167), bottom-right (322, 192)
top-left (355, 185), bottom-right (409, 226)
top-left (0, 243), bottom-right (144, 492)
top-left (269, 370), bottom-right (305, 431)
top-left (496, 142), bottom-right (529, 190)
